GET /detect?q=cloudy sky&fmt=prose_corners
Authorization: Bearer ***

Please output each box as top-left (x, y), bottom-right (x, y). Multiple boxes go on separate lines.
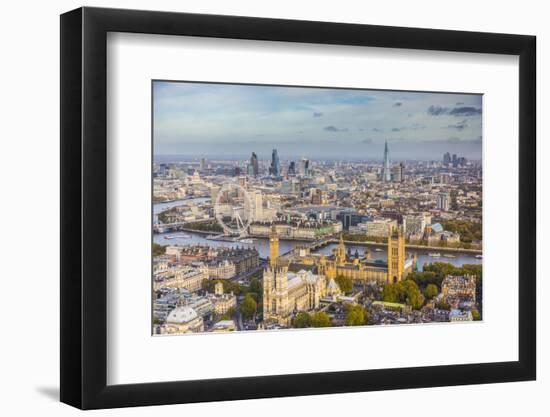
top-left (153, 81), bottom-right (482, 161)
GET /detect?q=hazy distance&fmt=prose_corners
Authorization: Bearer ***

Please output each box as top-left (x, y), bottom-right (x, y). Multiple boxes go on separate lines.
top-left (153, 81), bottom-right (482, 161)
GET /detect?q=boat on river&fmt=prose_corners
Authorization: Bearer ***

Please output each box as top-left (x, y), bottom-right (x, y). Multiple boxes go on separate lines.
top-left (443, 254), bottom-right (456, 258)
top-left (428, 252), bottom-right (441, 257)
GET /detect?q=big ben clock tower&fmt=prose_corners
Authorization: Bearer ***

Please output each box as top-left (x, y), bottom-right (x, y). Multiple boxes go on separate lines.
top-left (269, 223), bottom-right (279, 267)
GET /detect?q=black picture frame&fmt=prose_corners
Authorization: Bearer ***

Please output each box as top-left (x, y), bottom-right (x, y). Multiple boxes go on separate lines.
top-left (60, 6), bottom-right (536, 410)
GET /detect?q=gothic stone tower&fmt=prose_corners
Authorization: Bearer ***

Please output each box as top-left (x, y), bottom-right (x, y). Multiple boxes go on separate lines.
top-left (262, 265), bottom-right (290, 323)
top-left (335, 234), bottom-right (346, 266)
top-left (263, 224), bottom-right (290, 323)
top-left (269, 223), bottom-right (279, 268)
top-left (387, 225), bottom-right (405, 283)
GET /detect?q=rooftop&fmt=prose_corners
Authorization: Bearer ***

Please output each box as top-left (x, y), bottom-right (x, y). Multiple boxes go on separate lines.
top-left (166, 306), bottom-right (199, 324)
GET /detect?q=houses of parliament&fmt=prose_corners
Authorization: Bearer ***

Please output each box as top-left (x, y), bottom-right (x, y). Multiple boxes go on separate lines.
top-left (262, 224), bottom-right (416, 325)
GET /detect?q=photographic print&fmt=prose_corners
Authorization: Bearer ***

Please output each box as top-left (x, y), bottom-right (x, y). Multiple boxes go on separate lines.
top-left (152, 81), bottom-right (483, 335)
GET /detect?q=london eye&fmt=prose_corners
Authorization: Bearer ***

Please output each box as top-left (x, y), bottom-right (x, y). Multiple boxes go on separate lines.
top-left (213, 182), bottom-right (252, 237)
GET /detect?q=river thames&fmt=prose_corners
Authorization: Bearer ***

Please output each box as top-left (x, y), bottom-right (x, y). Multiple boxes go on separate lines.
top-left (153, 200), bottom-right (482, 270)
top-left (153, 233), bottom-right (481, 268)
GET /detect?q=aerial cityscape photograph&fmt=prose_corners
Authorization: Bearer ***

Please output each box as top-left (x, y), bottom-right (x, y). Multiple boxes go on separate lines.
top-left (152, 81), bottom-right (483, 335)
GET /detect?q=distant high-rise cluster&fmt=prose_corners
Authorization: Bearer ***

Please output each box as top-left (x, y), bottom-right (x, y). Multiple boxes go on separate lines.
top-left (245, 149), bottom-right (312, 179)
top-left (443, 152), bottom-right (467, 167)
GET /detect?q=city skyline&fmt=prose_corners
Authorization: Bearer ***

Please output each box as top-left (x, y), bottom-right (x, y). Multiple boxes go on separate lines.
top-left (154, 148), bottom-right (481, 164)
top-left (152, 79), bottom-right (483, 335)
top-left (153, 81), bottom-right (482, 160)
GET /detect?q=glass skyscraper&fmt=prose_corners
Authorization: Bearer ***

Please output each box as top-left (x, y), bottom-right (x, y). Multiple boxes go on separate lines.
top-left (270, 148), bottom-right (281, 177)
top-left (382, 141), bottom-right (391, 182)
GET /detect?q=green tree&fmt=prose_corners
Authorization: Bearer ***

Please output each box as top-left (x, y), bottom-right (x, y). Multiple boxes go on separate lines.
top-left (226, 306), bottom-right (237, 318)
top-left (293, 312), bottom-right (312, 328)
top-left (248, 277), bottom-right (262, 295)
top-left (239, 294), bottom-right (257, 320)
top-left (345, 305), bottom-right (368, 326)
top-left (201, 278), bottom-right (215, 293)
top-left (442, 219), bottom-right (482, 243)
top-left (382, 284), bottom-right (400, 303)
top-left (152, 243), bottom-right (166, 257)
top-left (201, 279), bottom-right (241, 295)
top-left (403, 280), bottom-right (425, 309)
top-left (382, 280), bottom-right (424, 309)
top-left (423, 262), bottom-right (461, 279)
top-left (335, 275), bottom-right (353, 294)
top-left (409, 271), bottom-right (440, 289)
top-left (223, 280), bottom-right (242, 296)
top-left (184, 220), bottom-right (224, 233)
top-left (435, 301), bottom-right (451, 310)
top-left (425, 283), bottom-right (439, 299)
top-left (341, 233), bottom-right (387, 244)
top-left (423, 262), bottom-right (482, 304)
top-left (247, 292), bottom-right (260, 303)
top-left (311, 311), bottom-right (331, 327)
